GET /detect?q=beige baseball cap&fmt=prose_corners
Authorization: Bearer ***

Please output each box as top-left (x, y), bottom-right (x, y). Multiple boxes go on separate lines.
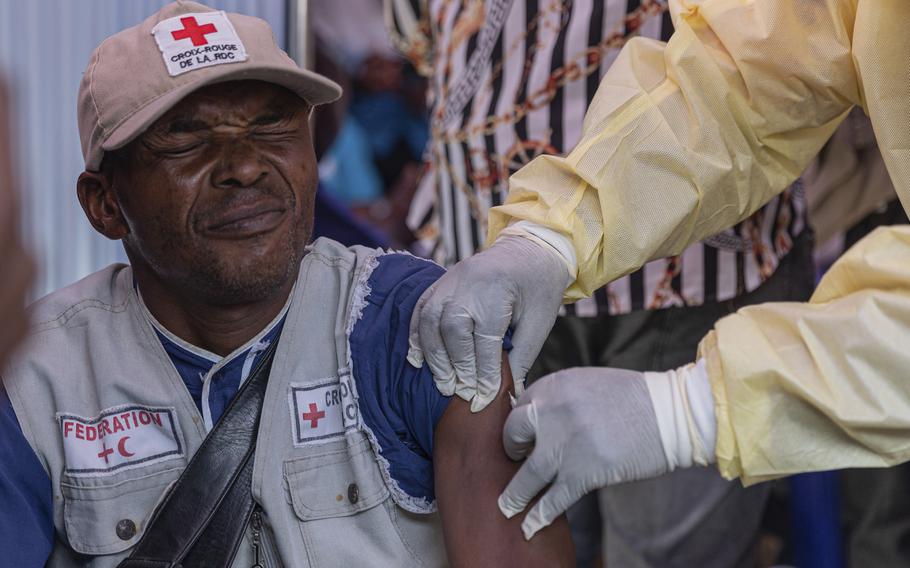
top-left (78, 0), bottom-right (341, 171)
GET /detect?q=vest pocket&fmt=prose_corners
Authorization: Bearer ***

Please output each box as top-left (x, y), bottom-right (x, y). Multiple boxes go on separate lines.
top-left (283, 435), bottom-right (389, 520)
top-left (60, 465), bottom-right (182, 555)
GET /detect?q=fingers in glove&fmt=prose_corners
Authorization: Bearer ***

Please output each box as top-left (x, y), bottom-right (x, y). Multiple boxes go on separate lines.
top-left (521, 480), bottom-right (581, 540)
top-left (470, 328), bottom-right (505, 413)
top-left (417, 298), bottom-right (458, 396)
top-left (439, 305), bottom-right (478, 402)
top-left (501, 402), bottom-right (537, 461)
top-left (506, 312), bottom-right (556, 386)
top-left (407, 282), bottom-right (437, 368)
top-left (497, 452), bottom-right (555, 519)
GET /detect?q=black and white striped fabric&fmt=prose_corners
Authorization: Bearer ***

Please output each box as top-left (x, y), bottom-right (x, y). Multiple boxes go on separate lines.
top-left (388, 0), bottom-right (807, 316)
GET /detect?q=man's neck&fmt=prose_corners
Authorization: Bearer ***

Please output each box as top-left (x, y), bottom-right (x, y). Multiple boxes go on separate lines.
top-left (135, 274), bottom-right (294, 357)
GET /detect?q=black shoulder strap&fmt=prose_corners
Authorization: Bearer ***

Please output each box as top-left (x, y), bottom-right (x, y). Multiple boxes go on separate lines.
top-left (118, 338), bottom-right (279, 568)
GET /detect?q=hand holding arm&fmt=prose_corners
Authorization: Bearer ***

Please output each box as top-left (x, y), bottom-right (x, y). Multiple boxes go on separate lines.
top-left (498, 361), bottom-right (716, 538)
top-left (409, 235), bottom-right (570, 411)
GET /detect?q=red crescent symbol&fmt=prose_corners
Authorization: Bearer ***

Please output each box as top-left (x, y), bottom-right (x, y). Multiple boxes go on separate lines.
top-left (118, 436), bottom-right (135, 458)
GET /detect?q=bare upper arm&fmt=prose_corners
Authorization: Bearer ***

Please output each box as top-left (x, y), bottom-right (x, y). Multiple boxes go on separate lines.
top-left (433, 354), bottom-right (574, 567)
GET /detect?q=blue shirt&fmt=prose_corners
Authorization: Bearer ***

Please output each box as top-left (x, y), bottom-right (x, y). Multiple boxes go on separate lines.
top-left (0, 389), bottom-right (54, 566)
top-left (0, 252), bottom-right (452, 564)
top-left (153, 318), bottom-right (285, 429)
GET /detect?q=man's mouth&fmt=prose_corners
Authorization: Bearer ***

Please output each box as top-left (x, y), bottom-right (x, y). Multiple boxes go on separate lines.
top-left (203, 203), bottom-right (287, 239)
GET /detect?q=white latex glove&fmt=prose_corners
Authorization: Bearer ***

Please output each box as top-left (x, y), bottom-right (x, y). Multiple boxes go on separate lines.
top-left (498, 360), bottom-right (717, 539)
top-left (408, 234), bottom-right (570, 411)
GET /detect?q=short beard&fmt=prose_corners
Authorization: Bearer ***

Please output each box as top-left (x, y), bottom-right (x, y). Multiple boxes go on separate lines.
top-left (184, 236), bottom-right (304, 306)
top-left (126, 222), bottom-right (308, 308)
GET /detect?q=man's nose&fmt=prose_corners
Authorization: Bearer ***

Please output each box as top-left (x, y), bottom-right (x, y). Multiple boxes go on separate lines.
top-left (211, 138), bottom-right (268, 188)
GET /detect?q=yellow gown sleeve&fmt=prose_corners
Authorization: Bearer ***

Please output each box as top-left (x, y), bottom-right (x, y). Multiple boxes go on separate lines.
top-left (489, 0), bottom-right (863, 300)
top-left (700, 0), bottom-right (910, 481)
top-left (700, 226), bottom-right (910, 484)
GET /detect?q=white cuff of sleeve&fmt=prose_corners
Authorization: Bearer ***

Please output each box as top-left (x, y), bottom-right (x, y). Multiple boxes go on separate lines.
top-left (643, 358), bottom-right (716, 470)
top-left (499, 220), bottom-right (578, 281)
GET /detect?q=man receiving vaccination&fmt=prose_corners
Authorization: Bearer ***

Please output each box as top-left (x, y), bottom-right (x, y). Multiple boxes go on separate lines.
top-left (0, 2), bottom-right (572, 566)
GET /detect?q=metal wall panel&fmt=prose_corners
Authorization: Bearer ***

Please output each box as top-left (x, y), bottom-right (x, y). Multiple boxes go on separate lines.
top-left (0, 0), bottom-right (288, 298)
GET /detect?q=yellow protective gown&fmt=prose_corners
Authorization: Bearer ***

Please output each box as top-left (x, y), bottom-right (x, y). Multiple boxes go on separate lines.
top-left (488, 0), bottom-right (910, 483)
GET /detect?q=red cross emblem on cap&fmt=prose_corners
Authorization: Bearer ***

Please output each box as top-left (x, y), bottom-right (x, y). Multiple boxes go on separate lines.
top-left (171, 16), bottom-right (217, 46)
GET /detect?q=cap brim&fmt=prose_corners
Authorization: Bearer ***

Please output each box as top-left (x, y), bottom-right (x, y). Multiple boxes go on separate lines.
top-left (102, 63), bottom-right (341, 155)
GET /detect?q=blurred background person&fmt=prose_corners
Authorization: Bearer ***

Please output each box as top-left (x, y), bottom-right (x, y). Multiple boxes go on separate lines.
top-left (0, 76), bottom-right (45, 568)
top-left (386, 1), bottom-right (814, 566)
top-left (312, 0), bottom-right (428, 247)
top-left (807, 108), bottom-right (908, 273)
top-left (0, 80), bottom-right (34, 371)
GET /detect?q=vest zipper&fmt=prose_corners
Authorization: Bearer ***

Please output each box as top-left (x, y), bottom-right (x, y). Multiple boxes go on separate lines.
top-left (251, 507), bottom-right (281, 568)
top-left (251, 509), bottom-right (264, 568)
top-left (260, 517), bottom-right (282, 568)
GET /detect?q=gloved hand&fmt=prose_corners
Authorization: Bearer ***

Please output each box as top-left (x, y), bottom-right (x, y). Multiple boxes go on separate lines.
top-left (408, 235), bottom-right (569, 411)
top-left (498, 361), bottom-right (717, 539)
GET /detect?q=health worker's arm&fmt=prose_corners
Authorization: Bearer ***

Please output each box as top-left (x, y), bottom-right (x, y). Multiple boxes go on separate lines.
top-left (491, 0), bottom-right (862, 300)
top-left (434, 354), bottom-right (574, 566)
top-left (491, 0), bottom-right (910, 490)
top-left (507, 0), bottom-right (910, 484)
top-left (0, 389), bottom-right (54, 565)
top-left (700, 225), bottom-right (910, 484)
top-left (693, 0), bottom-right (910, 484)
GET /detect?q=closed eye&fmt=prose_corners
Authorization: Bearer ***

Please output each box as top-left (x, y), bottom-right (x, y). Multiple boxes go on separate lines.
top-left (250, 103), bottom-right (304, 136)
top-left (160, 142), bottom-right (204, 156)
top-left (141, 130), bottom-right (208, 157)
top-left (253, 128), bottom-right (297, 138)
top-left (140, 138), bottom-right (205, 158)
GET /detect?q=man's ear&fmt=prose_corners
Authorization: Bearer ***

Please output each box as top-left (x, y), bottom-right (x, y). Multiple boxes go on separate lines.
top-left (76, 171), bottom-right (129, 240)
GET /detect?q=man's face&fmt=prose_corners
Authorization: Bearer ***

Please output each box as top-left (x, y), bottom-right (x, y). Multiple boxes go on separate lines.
top-left (109, 80), bottom-right (316, 305)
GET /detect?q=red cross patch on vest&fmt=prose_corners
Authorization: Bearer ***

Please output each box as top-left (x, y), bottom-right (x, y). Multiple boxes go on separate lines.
top-left (288, 376), bottom-right (359, 446)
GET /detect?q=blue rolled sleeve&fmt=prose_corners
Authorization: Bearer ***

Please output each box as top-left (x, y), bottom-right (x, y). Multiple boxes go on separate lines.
top-left (349, 253), bottom-right (449, 507)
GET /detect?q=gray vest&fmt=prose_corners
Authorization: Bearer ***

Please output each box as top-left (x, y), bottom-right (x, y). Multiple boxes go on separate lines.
top-left (4, 238), bottom-right (447, 567)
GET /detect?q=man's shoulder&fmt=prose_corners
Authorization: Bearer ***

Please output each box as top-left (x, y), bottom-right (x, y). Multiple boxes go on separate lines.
top-left (309, 238), bottom-right (442, 273)
top-left (307, 237), bottom-right (444, 306)
top-left (27, 264), bottom-right (132, 333)
top-left (367, 251), bottom-right (444, 301)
